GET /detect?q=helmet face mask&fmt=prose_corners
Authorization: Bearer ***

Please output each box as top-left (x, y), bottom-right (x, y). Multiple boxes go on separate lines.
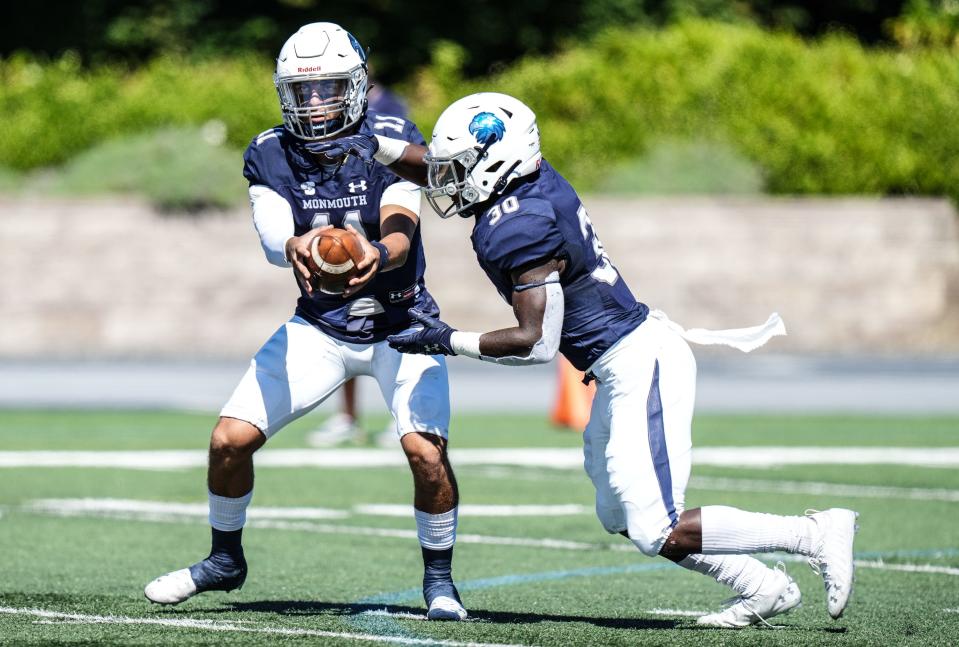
top-left (424, 148), bottom-right (482, 218)
top-left (425, 93), bottom-right (542, 219)
top-left (274, 23), bottom-right (368, 141)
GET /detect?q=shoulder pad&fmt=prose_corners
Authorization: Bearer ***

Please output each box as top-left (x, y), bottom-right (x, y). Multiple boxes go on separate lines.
top-left (252, 126), bottom-right (285, 147)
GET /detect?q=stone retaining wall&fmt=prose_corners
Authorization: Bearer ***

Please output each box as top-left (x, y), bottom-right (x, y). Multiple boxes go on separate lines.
top-left (2, 196), bottom-right (956, 358)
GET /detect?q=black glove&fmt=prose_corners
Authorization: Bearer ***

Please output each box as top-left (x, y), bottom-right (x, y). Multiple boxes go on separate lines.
top-left (387, 308), bottom-right (457, 356)
top-left (304, 133), bottom-right (379, 163)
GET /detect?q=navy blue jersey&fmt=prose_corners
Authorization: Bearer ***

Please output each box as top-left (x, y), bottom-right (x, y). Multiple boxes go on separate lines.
top-left (470, 159), bottom-right (648, 371)
top-left (243, 111), bottom-right (439, 343)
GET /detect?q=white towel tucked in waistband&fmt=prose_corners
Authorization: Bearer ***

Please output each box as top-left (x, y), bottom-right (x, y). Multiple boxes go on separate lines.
top-left (648, 309), bottom-right (786, 353)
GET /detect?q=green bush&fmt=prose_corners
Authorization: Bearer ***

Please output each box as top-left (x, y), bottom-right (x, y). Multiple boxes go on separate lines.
top-left (889, 0), bottom-right (959, 49)
top-left (2, 21), bottom-right (958, 203)
top-left (11, 126), bottom-right (246, 211)
top-left (406, 21), bottom-right (959, 200)
top-left (0, 52), bottom-right (276, 171)
top-left (41, 126), bottom-right (247, 211)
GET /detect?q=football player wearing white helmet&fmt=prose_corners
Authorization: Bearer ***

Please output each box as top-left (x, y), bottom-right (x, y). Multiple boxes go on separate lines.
top-left (373, 92), bottom-right (858, 627)
top-left (143, 23), bottom-right (467, 622)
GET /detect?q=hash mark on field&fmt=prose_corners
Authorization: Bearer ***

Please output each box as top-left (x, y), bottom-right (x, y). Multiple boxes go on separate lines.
top-left (0, 606), bottom-right (528, 647)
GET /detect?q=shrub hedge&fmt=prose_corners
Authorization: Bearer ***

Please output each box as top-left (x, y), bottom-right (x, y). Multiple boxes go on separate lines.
top-left (0, 53), bottom-right (275, 170)
top-left (407, 21), bottom-right (959, 200)
top-left (2, 21), bottom-right (957, 200)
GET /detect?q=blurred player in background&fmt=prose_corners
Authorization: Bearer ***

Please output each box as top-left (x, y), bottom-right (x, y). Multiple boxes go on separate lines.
top-left (307, 66), bottom-right (410, 448)
top-left (144, 23), bottom-right (467, 621)
top-left (321, 92), bottom-right (859, 628)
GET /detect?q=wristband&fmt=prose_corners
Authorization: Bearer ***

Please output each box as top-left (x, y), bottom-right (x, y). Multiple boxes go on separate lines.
top-left (450, 331), bottom-right (482, 359)
top-left (373, 135), bottom-right (408, 165)
top-left (370, 240), bottom-right (390, 271)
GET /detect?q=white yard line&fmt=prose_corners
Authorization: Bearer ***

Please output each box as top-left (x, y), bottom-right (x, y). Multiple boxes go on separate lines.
top-left (361, 609), bottom-right (430, 621)
top-left (22, 498), bottom-right (959, 576)
top-left (21, 499), bottom-right (634, 552)
top-left (774, 552), bottom-right (959, 576)
top-left (3, 447), bottom-right (959, 470)
top-left (854, 560), bottom-right (959, 576)
top-left (0, 606), bottom-right (527, 647)
top-left (26, 499), bottom-right (591, 522)
top-left (354, 504), bottom-right (591, 517)
top-left (691, 447), bottom-right (959, 468)
top-left (647, 608), bottom-right (709, 617)
top-left (248, 519), bottom-right (633, 553)
top-left (689, 476), bottom-right (959, 503)
top-left (27, 498), bottom-right (348, 520)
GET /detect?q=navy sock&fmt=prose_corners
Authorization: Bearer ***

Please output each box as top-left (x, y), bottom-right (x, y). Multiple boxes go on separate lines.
top-left (211, 527), bottom-right (244, 562)
top-left (422, 546), bottom-right (458, 603)
top-left (189, 528), bottom-right (247, 592)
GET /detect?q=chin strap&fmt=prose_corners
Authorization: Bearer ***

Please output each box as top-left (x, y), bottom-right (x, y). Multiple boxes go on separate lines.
top-left (492, 160), bottom-right (522, 195)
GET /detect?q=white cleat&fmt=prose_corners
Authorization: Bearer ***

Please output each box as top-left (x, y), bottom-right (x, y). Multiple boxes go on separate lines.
top-left (427, 595), bottom-right (468, 621)
top-left (697, 564), bottom-right (802, 629)
top-left (806, 508), bottom-right (859, 619)
top-left (306, 413), bottom-right (364, 447)
top-left (144, 568), bottom-right (198, 605)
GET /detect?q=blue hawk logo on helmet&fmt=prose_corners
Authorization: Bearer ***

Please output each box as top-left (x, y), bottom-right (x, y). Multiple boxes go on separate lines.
top-left (469, 112), bottom-right (506, 146)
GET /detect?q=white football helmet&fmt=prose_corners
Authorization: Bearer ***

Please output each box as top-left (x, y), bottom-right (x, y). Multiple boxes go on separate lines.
top-left (274, 22), bottom-right (368, 141)
top-left (425, 92), bottom-right (542, 218)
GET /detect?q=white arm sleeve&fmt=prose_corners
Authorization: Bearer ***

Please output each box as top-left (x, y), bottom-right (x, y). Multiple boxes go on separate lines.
top-left (249, 184), bottom-right (294, 268)
top-left (451, 272), bottom-right (564, 366)
top-left (380, 180), bottom-right (422, 215)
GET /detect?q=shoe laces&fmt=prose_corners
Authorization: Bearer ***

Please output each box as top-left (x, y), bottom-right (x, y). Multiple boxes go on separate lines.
top-left (714, 563), bottom-right (790, 631)
top-left (804, 509), bottom-right (835, 586)
top-left (735, 598), bottom-right (776, 629)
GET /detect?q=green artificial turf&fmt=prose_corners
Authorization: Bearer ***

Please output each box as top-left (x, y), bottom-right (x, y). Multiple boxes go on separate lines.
top-left (0, 410), bottom-right (957, 645)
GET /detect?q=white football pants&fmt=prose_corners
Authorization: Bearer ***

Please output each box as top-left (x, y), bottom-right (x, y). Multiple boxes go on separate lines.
top-left (583, 315), bottom-right (697, 556)
top-left (221, 315), bottom-right (450, 439)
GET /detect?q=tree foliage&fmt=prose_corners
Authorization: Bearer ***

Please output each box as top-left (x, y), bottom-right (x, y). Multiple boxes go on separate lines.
top-left (3, 0), bottom-right (913, 83)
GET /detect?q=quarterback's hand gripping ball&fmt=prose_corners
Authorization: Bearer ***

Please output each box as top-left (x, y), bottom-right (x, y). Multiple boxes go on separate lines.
top-left (305, 228), bottom-right (366, 295)
top-left (387, 308), bottom-right (457, 356)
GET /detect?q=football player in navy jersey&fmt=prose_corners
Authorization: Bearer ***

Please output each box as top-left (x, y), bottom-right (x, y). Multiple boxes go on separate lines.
top-left (144, 23), bottom-right (467, 621)
top-left (321, 92), bottom-right (859, 627)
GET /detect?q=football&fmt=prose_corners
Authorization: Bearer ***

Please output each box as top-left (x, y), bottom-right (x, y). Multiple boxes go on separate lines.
top-left (305, 228), bottom-right (366, 295)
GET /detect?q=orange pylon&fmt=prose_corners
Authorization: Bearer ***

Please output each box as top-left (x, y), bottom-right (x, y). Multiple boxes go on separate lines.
top-left (550, 356), bottom-right (596, 431)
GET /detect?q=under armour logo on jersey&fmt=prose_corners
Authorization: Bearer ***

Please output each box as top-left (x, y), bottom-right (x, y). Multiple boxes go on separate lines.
top-left (300, 181), bottom-right (316, 196)
top-left (348, 180), bottom-right (368, 193)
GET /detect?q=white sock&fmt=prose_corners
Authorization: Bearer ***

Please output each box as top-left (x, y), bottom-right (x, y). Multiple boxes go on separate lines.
top-left (677, 553), bottom-right (772, 598)
top-left (415, 507), bottom-right (457, 550)
top-left (208, 489), bottom-right (253, 531)
top-left (701, 505), bottom-right (817, 556)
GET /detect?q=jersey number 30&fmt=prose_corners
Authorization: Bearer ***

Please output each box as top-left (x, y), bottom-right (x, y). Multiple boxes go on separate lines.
top-left (577, 205), bottom-right (618, 285)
